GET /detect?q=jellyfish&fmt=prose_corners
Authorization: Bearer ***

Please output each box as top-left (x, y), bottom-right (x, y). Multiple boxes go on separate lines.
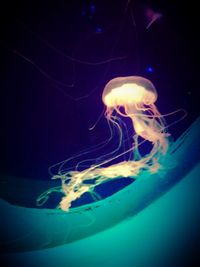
top-left (102, 76), bottom-right (169, 173)
top-left (42, 76), bottom-right (170, 212)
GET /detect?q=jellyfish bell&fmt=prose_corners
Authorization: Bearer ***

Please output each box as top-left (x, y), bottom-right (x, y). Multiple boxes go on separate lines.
top-left (102, 76), bottom-right (157, 108)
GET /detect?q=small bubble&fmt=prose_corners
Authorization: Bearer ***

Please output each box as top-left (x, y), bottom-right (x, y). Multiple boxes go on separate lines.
top-left (146, 66), bottom-right (154, 73)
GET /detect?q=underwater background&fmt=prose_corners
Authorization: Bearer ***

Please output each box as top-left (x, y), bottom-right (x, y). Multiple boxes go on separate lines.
top-left (1, 0), bottom-right (200, 266)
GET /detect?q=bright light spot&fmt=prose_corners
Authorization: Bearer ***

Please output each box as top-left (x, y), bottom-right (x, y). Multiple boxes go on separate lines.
top-left (146, 66), bottom-right (154, 73)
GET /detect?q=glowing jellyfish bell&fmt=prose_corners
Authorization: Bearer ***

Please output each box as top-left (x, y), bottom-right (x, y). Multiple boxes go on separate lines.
top-left (103, 76), bottom-right (158, 137)
top-left (39, 76), bottom-right (170, 212)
